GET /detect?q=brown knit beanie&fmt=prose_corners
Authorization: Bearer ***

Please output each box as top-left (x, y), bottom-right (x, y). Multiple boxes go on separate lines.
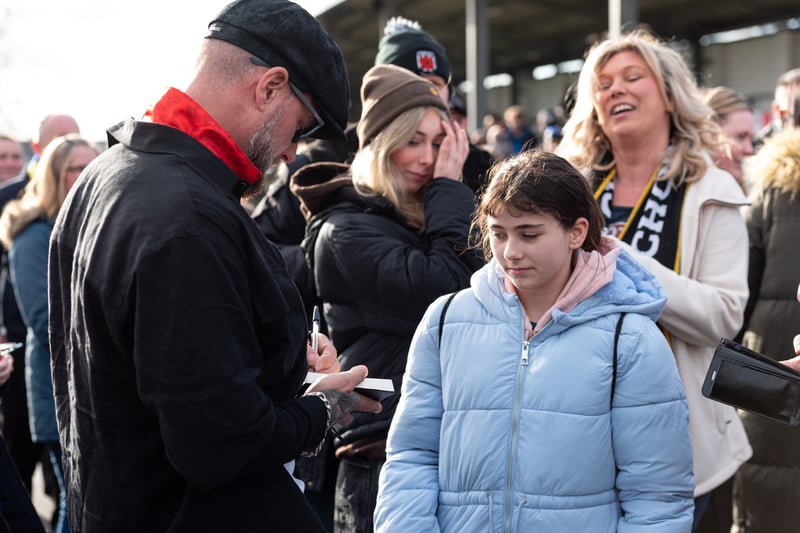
top-left (358, 64), bottom-right (448, 148)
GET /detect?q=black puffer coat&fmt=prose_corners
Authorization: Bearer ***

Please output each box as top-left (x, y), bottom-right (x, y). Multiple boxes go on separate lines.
top-left (292, 163), bottom-right (484, 445)
top-left (734, 130), bottom-right (800, 533)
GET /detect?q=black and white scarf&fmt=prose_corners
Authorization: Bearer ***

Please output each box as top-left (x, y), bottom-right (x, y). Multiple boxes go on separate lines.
top-left (592, 164), bottom-right (687, 273)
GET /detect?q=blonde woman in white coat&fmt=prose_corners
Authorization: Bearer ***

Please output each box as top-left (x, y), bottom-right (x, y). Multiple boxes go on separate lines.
top-left (558, 30), bottom-right (751, 529)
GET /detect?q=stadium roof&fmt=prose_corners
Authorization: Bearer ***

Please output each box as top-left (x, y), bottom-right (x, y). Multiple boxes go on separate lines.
top-left (317, 0), bottom-right (800, 120)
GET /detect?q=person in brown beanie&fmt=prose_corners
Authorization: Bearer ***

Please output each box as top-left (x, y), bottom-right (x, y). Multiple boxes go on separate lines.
top-left (290, 64), bottom-right (484, 533)
top-left (250, 18), bottom-right (491, 337)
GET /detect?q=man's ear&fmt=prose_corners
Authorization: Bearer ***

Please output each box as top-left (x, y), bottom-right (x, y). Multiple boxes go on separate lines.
top-left (255, 66), bottom-right (290, 110)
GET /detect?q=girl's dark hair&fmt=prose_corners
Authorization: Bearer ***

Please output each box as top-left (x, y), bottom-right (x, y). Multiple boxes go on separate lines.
top-left (474, 150), bottom-right (605, 261)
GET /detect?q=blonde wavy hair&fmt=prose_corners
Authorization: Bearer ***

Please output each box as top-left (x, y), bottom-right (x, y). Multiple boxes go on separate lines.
top-left (747, 128), bottom-right (800, 196)
top-left (350, 105), bottom-right (449, 231)
top-left (701, 86), bottom-right (752, 123)
top-left (558, 30), bottom-right (720, 186)
top-left (0, 134), bottom-right (95, 249)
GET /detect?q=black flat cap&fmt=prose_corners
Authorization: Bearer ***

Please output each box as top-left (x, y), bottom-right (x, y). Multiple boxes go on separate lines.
top-left (207, 0), bottom-right (350, 141)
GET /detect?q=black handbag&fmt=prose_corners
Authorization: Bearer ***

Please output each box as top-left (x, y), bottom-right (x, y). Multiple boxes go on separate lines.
top-left (702, 338), bottom-right (800, 425)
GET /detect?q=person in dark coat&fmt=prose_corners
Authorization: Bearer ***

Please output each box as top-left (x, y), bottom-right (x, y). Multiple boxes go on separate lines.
top-left (0, 352), bottom-right (45, 533)
top-left (291, 64), bottom-right (485, 533)
top-left (251, 16), bottom-right (492, 312)
top-left (1, 134), bottom-right (100, 533)
top-left (733, 127), bottom-right (800, 533)
top-left (0, 113), bottom-right (79, 530)
top-left (46, 1), bottom-right (381, 532)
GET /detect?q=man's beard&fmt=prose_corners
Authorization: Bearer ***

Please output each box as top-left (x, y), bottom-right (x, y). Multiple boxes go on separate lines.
top-left (243, 101), bottom-right (286, 198)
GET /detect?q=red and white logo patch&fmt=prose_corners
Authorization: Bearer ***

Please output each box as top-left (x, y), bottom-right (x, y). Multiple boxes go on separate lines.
top-left (416, 50), bottom-right (437, 74)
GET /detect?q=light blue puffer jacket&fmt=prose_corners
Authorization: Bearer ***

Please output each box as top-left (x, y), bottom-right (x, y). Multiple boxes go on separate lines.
top-left (375, 248), bottom-right (694, 532)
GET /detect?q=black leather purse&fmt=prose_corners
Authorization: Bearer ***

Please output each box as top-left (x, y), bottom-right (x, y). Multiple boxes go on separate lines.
top-left (702, 338), bottom-right (800, 425)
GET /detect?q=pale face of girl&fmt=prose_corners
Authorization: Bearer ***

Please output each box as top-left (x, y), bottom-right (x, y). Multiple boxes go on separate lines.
top-left (489, 208), bottom-right (587, 301)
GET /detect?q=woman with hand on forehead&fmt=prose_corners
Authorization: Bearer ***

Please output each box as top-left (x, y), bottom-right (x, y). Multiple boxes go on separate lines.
top-left (558, 30), bottom-right (752, 530)
top-left (291, 64), bottom-right (484, 533)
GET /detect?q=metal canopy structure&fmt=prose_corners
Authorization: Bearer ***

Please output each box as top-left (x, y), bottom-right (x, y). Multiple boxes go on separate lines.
top-left (317, 0), bottom-right (800, 125)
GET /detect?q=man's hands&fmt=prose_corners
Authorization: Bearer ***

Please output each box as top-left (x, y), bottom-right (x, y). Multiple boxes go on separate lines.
top-left (305, 329), bottom-right (381, 427)
top-left (778, 283), bottom-right (800, 371)
top-left (782, 327), bottom-right (800, 371)
top-left (782, 354), bottom-right (800, 372)
top-left (0, 354), bottom-right (14, 386)
top-left (307, 332), bottom-right (339, 374)
top-left (305, 366), bottom-right (382, 427)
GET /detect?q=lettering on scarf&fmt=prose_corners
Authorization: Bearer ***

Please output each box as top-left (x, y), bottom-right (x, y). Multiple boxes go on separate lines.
top-left (593, 166), bottom-right (686, 270)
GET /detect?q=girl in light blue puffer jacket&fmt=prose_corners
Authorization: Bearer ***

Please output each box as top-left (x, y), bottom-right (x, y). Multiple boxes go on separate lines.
top-left (375, 150), bottom-right (694, 532)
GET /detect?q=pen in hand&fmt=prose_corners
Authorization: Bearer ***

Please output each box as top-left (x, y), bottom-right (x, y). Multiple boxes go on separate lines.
top-left (0, 342), bottom-right (23, 356)
top-left (311, 305), bottom-right (320, 355)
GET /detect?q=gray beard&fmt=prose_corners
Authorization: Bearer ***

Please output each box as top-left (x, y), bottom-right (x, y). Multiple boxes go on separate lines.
top-left (243, 102), bottom-right (286, 198)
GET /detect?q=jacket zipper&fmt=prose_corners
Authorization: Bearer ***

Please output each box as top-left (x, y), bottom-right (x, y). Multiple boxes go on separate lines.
top-left (504, 338), bottom-right (530, 532)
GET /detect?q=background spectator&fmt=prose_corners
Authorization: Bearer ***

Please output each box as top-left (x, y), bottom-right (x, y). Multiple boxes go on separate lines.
top-left (501, 104), bottom-right (538, 154)
top-left (701, 86), bottom-right (755, 194)
top-left (753, 68), bottom-right (800, 148)
top-left (0, 133), bottom-right (99, 533)
top-left (0, 135), bottom-right (25, 183)
top-left (0, 113), bottom-right (79, 530)
top-left (733, 126), bottom-right (800, 533)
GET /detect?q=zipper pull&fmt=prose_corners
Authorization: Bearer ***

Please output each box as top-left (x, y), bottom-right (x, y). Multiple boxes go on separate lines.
top-left (520, 341), bottom-right (530, 366)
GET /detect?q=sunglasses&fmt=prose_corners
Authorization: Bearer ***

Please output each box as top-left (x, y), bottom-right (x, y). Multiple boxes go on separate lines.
top-left (249, 56), bottom-right (325, 143)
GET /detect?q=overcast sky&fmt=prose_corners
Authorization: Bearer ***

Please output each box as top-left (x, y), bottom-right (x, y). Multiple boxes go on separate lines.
top-left (0, 0), bottom-right (339, 143)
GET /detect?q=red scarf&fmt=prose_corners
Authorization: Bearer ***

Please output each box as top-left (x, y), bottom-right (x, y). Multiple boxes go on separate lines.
top-left (143, 88), bottom-right (261, 185)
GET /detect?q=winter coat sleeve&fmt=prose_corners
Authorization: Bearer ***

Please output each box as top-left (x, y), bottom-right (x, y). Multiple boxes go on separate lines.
top-left (9, 221), bottom-right (50, 347)
top-left (10, 220), bottom-right (59, 442)
top-left (128, 234), bottom-right (325, 490)
top-left (374, 301), bottom-right (444, 532)
top-left (612, 314), bottom-right (695, 532)
top-left (623, 199), bottom-right (748, 346)
top-left (739, 189), bottom-right (765, 335)
top-left (316, 179), bottom-right (481, 312)
top-left (423, 179), bottom-right (483, 273)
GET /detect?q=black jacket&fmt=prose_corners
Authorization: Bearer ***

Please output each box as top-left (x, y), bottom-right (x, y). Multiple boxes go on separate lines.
top-left (0, 174), bottom-right (28, 343)
top-left (292, 164), bottom-right (484, 445)
top-left (49, 119), bottom-right (328, 533)
top-left (251, 124), bottom-right (492, 318)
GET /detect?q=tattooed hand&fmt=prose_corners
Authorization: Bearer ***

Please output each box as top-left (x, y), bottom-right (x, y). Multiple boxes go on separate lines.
top-left (305, 365), bottom-right (382, 426)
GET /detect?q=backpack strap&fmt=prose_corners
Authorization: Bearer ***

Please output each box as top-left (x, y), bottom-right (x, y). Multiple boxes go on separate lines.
top-left (610, 312), bottom-right (627, 409)
top-left (438, 292), bottom-right (458, 350)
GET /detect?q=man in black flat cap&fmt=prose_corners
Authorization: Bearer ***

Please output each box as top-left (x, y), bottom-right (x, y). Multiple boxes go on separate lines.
top-left (47, 1), bottom-right (381, 532)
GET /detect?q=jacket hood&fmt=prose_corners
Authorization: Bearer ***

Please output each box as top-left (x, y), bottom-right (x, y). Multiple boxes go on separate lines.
top-left (293, 161), bottom-right (409, 282)
top-left (474, 235), bottom-right (666, 336)
top-left (289, 161), bottom-right (351, 220)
